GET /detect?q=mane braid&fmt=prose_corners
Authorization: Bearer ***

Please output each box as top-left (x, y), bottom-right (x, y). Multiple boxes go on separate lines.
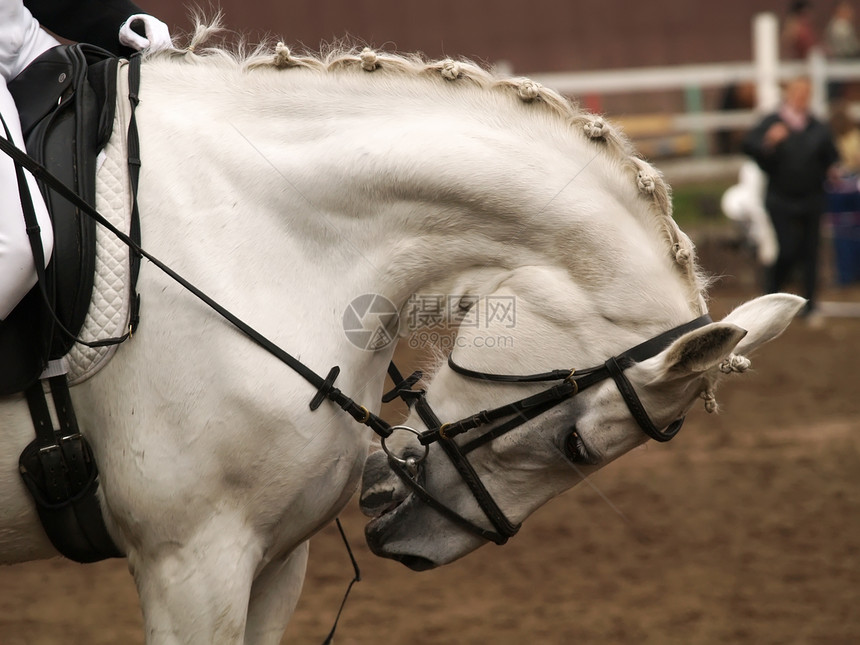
top-left (153, 17), bottom-right (708, 312)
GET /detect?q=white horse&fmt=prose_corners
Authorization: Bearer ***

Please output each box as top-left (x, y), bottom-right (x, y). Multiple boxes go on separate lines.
top-left (0, 24), bottom-right (803, 644)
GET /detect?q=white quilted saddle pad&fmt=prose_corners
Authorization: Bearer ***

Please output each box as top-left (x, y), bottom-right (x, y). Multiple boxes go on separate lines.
top-left (66, 60), bottom-right (134, 386)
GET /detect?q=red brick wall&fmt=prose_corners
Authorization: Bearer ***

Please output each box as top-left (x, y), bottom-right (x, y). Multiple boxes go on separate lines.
top-left (133, 0), bottom-right (836, 73)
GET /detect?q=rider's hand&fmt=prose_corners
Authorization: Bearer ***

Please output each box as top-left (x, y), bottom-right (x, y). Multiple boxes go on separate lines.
top-left (119, 14), bottom-right (172, 52)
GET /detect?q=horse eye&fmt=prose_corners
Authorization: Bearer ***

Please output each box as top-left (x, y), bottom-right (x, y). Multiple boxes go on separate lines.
top-left (564, 429), bottom-right (597, 465)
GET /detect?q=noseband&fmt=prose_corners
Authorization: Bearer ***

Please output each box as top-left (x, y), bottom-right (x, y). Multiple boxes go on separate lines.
top-left (380, 314), bottom-right (712, 545)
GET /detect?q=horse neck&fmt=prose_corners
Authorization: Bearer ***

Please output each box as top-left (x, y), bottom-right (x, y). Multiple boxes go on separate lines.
top-left (138, 58), bottom-right (697, 390)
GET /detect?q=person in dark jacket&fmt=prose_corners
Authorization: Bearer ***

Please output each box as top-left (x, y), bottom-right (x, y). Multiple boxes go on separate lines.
top-left (0, 0), bottom-right (170, 320)
top-left (25, 0), bottom-right (171, 55)
top-left (743, 76), bottom-right (840, 317)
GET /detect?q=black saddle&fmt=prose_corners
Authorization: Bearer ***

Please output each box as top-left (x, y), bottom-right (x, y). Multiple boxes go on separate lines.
top-left (0, 43), bottom-right (117, 396)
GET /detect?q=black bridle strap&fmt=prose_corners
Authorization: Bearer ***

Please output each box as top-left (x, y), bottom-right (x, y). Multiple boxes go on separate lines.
top-left (459, 394), bottom-right (568, 455)
top-left (417, 379), bottom-right (580, 445)
top-left (386, 456), bottom-right (511, 544)
top-left (445, 362), bottom-right (575, 383)
top-left (605, 357), bottom-right (684, 442)
top-left (381, 314), bottom-right (712, 545)
top-left (432, 313), bottom-right (714, 444)
top-left (607, 314), bottom-right (714, 367)
top-left (446, 314), bottom-right (713, 384)
top-left (382, 363), bottom-right (423, 404)
top-left (411, 395), bottom-right (521, 541)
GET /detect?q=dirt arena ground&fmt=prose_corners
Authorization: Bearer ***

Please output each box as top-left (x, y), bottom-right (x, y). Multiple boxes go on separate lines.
top-left (1, 238), bottom-right (858, 645)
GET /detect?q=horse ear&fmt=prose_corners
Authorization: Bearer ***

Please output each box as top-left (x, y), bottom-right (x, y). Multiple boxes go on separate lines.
top-left (720, 293), bottom-right (806, 355)
top-left (659, 323), bottom-right (747, 376)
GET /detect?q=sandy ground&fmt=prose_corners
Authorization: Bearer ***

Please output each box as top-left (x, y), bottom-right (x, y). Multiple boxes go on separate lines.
top-left (1, 237), bottom-right (859, 645)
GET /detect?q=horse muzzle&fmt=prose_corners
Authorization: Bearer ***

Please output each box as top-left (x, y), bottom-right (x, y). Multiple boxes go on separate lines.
top-left (359, 456), bottom-right (429, 568)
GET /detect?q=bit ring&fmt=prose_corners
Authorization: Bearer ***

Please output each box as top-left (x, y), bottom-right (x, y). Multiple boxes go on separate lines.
top-left (381, 425), bottom-right (430, 466)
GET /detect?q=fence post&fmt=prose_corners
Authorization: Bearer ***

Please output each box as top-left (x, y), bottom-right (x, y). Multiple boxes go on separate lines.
top-left (684, 85), bottom-right (708, 156)
top-left (753, 12), bottom-right (780, 113)
top-left (808, 47), bottom-right (828, 117)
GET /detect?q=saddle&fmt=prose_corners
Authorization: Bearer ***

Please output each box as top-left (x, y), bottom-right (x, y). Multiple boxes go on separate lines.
top-left (0, 44), bottom-right (136, 562)
top-left (1, 44), bottom-right (118, 394)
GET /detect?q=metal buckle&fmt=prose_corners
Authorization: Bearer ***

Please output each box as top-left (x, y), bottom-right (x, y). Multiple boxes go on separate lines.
top-left (563, 369), bottom-right (579, 395)
top-left (438, 423), bottom-right (452, 440)
top-left (355, 405), bottom-right (371, 424)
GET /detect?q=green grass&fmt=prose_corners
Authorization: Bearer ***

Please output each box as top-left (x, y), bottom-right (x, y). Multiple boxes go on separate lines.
top-left (670, 180), bottom-right (734, 228)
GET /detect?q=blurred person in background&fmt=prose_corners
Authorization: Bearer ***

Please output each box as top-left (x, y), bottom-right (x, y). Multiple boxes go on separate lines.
top-left (782, 0), bottom-right (819, 59)
top-left (825, 0), bottom-right (860, 58)
top-left (830, 101), bottom-right (860, 173)
top-left (825, 1), bottom-right (860, 98)
top-left (742, 77), bottom-right (840, 318)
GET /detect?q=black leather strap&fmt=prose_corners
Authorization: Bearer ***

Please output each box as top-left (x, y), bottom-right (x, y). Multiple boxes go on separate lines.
top-left (379, 314), bottom-right (711, 545)
top-left (387, 455), bottom-right (512, 545)
top-left (20, 378), bottom-right (123, 562)
top-left (604, 357), bottom-right (684, 442)
top-left (392, 389), bottom-right (522, 542)
top-left (447, 357), bottom-right (574, 383)
top-left (382, 363), bottom-right (423, 403)
top-left (437, 313), bottom-right (713, 445)
top-left (126, 53), bottom-right (142, 334)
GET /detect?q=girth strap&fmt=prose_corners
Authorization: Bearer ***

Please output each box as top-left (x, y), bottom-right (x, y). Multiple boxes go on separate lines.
top-left (20, 378), bottom-right (123, 562)
top-left (125, 53), bottom-right (143, 332)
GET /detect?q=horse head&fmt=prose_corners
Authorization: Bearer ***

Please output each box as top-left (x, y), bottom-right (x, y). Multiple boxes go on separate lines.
top-left (361, 284), bottom-right (804, 569)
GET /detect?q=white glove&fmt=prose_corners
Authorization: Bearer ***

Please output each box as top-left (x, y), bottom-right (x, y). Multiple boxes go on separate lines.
top-left (119, 14), bottom-right (172, 51)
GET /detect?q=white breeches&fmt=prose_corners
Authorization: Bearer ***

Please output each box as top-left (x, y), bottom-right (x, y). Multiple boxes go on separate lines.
top-left (0, 0), bottom-right (59, 319)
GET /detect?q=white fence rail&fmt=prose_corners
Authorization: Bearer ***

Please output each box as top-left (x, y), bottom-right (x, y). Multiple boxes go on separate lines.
top-left (526, 12), bottom-right (860, 150)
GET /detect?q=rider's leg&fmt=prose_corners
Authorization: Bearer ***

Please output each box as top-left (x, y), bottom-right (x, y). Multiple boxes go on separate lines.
top-left (0, 83), bottom-right (53, 319)
top-left (0, 2), bottom-right (59, 320)
top-left (0, 1), bottom-right (62, 78)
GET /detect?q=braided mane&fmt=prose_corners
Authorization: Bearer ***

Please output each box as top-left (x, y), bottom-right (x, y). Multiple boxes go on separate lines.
top-left (152, 18), bottom-right (708, 312)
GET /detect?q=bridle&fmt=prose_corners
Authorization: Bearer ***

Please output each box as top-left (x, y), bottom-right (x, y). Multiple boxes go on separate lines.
top-left (0, 108), bottom-right (712, 547)
top-left (379, 314), bottom-right (712, 545)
